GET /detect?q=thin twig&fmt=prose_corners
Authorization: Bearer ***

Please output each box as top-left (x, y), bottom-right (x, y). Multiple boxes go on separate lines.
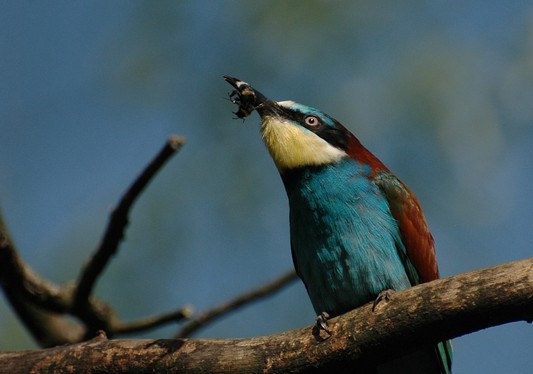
top-left (113, 305), bottom-right (194, 335)
top-left (74, 135), bottom-right (186, 309)
top-left (175, 270), bottom-right (298, 338)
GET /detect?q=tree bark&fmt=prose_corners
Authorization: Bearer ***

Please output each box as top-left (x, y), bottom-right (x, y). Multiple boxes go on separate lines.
top-left (2, 257), bottom-right (532, 373)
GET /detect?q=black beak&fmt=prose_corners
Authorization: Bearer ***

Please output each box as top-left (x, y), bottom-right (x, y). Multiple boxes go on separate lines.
top-left (224, 76), bottom-right (274, 119)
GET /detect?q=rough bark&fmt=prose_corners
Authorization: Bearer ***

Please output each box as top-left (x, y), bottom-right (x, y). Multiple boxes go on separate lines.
top-left (2, 257), bottom-right (532, 373)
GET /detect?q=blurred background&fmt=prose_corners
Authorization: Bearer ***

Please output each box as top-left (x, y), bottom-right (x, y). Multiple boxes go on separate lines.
top-left (1, 1), bottom-right (532, 372)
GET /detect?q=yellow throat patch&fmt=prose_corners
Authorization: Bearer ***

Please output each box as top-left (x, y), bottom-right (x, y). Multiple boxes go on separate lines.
top-left (261, 116), bottom-right (346, 170)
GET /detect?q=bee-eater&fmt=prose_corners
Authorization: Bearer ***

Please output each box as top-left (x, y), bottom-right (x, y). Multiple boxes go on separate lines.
top-left (224, 76), bottom-right (452, 373)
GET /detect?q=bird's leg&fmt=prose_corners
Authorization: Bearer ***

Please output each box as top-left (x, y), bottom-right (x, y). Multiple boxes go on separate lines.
top-left (372, 289), bottom-right (395, 312)
top-left (315, 311), bottom-right (331, 333)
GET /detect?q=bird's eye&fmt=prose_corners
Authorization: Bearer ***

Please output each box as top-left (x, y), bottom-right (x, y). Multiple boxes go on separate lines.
top-left (304, 115), bottom-right (319, 127)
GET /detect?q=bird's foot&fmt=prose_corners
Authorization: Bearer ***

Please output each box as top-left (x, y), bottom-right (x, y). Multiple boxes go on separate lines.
top-left (372, 289), bottom-right (395, 312)
top-left (315, 311), bottom-right (330, 332)
top-left (312, 312), bottom-right (332, 340)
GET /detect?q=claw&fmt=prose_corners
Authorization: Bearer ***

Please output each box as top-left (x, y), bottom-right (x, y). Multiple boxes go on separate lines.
top-left (315, 311), bottom-right (331, 333)
top-left (372, 289), bottom-right (395, 311)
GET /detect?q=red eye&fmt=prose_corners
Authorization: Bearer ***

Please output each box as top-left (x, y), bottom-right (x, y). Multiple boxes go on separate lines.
top-left (304, 115), bottom-right (319, 126)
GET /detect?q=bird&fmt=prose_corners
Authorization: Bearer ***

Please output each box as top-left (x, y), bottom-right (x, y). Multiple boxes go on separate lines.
top-left (224, 76), bottom-right (452, 373)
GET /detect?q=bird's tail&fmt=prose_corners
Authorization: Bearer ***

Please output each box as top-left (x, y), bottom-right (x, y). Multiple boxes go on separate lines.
top-left (436, 339), bottom-right (453, 374)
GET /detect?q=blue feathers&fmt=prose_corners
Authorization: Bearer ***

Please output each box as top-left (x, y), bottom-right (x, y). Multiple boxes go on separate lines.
top-left (283, 158), bottom-right (412, 316)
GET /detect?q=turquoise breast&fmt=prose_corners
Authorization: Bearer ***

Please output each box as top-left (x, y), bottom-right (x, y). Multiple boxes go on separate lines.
top-left (282, 158), bottom-right (412, 316)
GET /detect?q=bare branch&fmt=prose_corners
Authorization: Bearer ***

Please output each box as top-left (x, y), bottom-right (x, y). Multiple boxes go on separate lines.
top-left (113, 305), bottom-right (194, 335)
top-left (1, 135), bottom-right (301, 347)
top-left (2, 257), bottom-right (532, 373)
top-left (0, 216), bottom-right (83, 346)
top-left (0, 136), bottom-right (192, 346)
top-left (0, 220), bottom-right (70, 312)
top-left (73, 135), bottom-right (186, 309)
top-left (175, 270), bottom-right (298, 338)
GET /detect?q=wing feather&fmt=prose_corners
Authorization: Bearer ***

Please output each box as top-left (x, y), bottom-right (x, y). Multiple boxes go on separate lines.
top-left (374, 172), bottom-right (439, 283)
top-left (346, 134), bottom-right (439, 283)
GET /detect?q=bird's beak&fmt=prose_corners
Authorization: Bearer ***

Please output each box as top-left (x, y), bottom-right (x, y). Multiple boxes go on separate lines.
top-left (224, 76), bottom-right (277, 119)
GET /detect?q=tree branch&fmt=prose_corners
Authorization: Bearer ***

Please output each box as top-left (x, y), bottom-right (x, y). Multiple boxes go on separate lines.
top-left (175, 270), bottom-right (298, 338)
top-left (0, 136), bottom-right (196, 347)
top-left (2, 257), bottom-right (532, 373)
top-left (113, 305), bottom-right (194, 335)
top-left (74, 135), bottom-right (186, 309)
top-left (0, 215), bottom-right (84, 346)
top-left (0, 134), bottom-right (299, 347)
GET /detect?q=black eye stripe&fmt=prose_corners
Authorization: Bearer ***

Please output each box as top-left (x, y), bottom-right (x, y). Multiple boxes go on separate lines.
top-left (278, 108), bottom-right (322, 128)
top-left (277, 107), bottom-right (348, 151)
top-left (301, 114), bottom-right (348, 151)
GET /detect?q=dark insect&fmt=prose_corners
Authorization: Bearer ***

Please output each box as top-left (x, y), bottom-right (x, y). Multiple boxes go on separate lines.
top-left (224, 76), bottom-right (262, 119)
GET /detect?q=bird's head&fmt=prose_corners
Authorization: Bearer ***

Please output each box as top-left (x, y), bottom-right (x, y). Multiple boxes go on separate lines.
top-left (224, 76), bottom-right (355, 172)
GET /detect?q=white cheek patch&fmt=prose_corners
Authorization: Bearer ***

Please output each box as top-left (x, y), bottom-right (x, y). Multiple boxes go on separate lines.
top-left (261, 116), bottom-right (347, 170)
